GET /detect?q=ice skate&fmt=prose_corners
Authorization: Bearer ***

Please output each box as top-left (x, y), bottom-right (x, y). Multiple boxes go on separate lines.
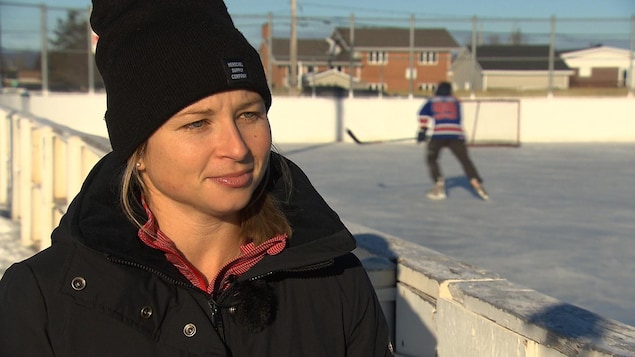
top-left (470, 179), bottom-right (489, 200)
top-left (426, 178), bottom-right (446, 200)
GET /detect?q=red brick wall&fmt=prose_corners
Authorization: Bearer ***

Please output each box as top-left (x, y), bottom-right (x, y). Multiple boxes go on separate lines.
top-left (259, 43), bottom-right (452, 92)
top-left (359, 51), bottom-right (451, 92)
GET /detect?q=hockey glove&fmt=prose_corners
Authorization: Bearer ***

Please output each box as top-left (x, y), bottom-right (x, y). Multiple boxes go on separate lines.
top-left (417, 128), bottom-right (427, 143)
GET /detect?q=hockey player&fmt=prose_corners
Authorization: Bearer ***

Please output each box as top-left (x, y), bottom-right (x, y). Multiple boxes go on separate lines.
top-left (417, 82), bottom-right (489, 200)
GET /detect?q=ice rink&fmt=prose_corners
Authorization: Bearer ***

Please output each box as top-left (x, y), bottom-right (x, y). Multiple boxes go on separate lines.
top-left (1, 141), bottom-right (633, 327)
top-left (278, 142), bottom-right (635, 327)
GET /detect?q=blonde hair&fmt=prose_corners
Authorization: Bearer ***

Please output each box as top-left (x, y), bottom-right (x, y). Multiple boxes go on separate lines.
top-left (120, 147), bottom-right (292, 245)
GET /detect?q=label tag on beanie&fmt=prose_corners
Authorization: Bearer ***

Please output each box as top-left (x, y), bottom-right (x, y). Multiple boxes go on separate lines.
top-left (223, 58), bottom-right (249, 83)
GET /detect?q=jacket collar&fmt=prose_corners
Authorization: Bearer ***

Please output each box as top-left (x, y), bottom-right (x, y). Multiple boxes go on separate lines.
top-left (52, 152), bottom-right (356, 282)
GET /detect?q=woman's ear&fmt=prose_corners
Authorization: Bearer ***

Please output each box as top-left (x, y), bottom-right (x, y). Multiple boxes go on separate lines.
top-left (134, 145), bottom-right (147, 171)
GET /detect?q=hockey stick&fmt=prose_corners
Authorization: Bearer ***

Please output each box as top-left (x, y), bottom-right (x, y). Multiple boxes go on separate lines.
top-left (346, 128), bottom-right (415, 145)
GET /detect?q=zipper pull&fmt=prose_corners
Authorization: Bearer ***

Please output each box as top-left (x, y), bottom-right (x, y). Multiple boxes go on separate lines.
top-left (208, 298), bottom-right (224, 338)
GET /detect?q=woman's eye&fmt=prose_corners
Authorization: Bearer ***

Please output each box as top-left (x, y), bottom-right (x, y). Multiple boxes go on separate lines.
top-left (239, 112), bottom-right (262, 121)
top-left (184, 120), bottom-right (206, 129)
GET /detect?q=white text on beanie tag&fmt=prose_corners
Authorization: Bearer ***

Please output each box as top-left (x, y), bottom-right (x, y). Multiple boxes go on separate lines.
top-left (223, 59), bottom-right (249, 83)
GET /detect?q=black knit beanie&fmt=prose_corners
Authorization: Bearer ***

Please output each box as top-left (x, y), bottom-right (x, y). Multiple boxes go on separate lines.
top-left (90, 0), bottom-right (272, 163)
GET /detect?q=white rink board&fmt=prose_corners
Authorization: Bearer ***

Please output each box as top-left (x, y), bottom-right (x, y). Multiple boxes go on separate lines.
top-left (1, 93), bottom-right (634, 144)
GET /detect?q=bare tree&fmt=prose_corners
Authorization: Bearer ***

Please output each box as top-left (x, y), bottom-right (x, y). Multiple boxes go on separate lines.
top-left (487, 34), bottom-right (501, 45)
top-left (48, 10), bottom-right (102, 91)
top-left (509, 28), bottom-right (525, 45)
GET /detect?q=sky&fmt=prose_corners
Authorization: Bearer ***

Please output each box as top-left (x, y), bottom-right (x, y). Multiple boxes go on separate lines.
top-left (18, 0), bottom-right (635, 18)
top-left (5, 0), bottom-right (632, 52)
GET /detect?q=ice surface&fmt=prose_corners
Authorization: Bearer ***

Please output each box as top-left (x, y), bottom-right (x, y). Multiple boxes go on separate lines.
top-left (278, 142), bottom-right (635, 326)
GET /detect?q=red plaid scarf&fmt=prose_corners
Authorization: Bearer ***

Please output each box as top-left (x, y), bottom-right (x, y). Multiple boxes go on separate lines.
top-left (138, 197), bottom-right (287, 294)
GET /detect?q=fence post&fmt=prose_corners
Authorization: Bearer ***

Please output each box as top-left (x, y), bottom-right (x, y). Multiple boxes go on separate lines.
top-left (86, 5), bottom-right (95, 95)
top-left (10, 114), bottom-right (20, 221)
top-left (548, 16), bottom-right (556, 98)
top-left (40, 4), bottom-right (49, 96)
top-left (18, 117), bottom-right (33, 247)
top-left (408, 14), bottom-right (415, 99)
top-left (348, 14), bottom-right (355, 98)
top-left (52, 135), bottom-right (66, 230)
top-left (470, 16), bottom-right (477, 98)
top-left (629, 15), bottom-right (634, 97)
top-left (38, 126), bottom-right (54, 249)
top-left (267, 13), bottom-right (273, 91)
top-left (289, 0), bottom-right (298, 95)
top-left (20, 91), bottom-right (30, 113)
top-left (0, 110), bottom-right (9, 209)
top-left (66, 136), bottom-right (85, 209)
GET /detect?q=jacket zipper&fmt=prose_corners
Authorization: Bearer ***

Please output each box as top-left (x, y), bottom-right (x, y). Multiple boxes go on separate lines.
top-left (108, 255), bottom-right (337, 340)
top-left (207, 273), bottom-right (237, 340)
top-left (106, 255), bottom-right (227, 336)
top-left (207, 259), bottom-right (335, 341)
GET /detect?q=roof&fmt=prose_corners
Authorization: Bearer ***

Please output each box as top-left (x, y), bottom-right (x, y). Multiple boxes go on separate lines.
top-left (269, 38), bottom-right (351, 63)
top-left (303, 69), bottom-right (368, 89)
top-left (474, 45), bottom-right (571, 71)
top-left (332, 27), bottom-right (459, 50)
top-left (559, 45), bottom-right (631, 58)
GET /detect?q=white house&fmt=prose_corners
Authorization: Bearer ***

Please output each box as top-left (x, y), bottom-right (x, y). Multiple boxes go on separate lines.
top-left (560, 45), bottom-right (634, 88)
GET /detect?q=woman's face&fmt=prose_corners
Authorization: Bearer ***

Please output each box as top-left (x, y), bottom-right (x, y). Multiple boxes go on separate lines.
top-left (138, 90), bottom-right (271, 221)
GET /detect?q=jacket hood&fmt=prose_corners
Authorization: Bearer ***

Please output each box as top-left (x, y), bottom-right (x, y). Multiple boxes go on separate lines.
top-left (52, 152), bottom-right (356, 282)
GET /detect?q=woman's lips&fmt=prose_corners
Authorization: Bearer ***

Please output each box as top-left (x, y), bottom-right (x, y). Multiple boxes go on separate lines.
top-left (212, 171), bottom-right (252, 188)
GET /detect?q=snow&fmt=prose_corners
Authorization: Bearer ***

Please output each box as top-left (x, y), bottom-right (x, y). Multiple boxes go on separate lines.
top-left (2, 141), bottom-right (634, 327)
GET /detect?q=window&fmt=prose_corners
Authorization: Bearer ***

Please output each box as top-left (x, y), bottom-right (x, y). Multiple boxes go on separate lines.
top-left (369, 83), bottom-right (387, 91)
top-left (419, 51), bottom-right (438, 65)
top-left (368, 51), bottom-right (387, 65)
top-left (418, 83), bottom-right (437, 91)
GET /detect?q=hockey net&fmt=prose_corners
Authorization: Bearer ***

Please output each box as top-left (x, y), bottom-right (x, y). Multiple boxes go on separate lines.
top-left (460, 99), bottom-right (521, 147)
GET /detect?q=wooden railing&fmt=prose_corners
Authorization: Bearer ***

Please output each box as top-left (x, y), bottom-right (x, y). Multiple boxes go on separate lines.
top-left (0, 106), bottom-right (110, 250)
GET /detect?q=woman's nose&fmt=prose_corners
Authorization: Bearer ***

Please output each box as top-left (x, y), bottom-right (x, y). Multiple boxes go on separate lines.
top-left (215, 120), bottom-right (250, 159)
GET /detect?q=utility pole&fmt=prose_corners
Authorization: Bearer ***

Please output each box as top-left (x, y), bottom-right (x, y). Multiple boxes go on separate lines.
top-left (408, 14), bottom-right (414, 99)
top-left (86, 6), bottom-right (95, 94)
top-left (629, 15), bottom-right (634, 97)
top-left (348, 14), bottom-right (355, 98)
top-left (547, 16), bottom-right (556, 98)
top-left (470, 16), bottom-right (477, 99)
top-left (0, 4), bottom-right (4, 89)
top-left (40, 4), bottom-right (49, 96)
top-left (289, 0), bottom-right (298, 95)
top-left (267, 13), bottom-right (273, 90)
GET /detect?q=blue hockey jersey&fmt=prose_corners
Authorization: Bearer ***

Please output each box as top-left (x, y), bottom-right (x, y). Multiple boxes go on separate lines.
top-left (418, 95), bottom-right (465, 140)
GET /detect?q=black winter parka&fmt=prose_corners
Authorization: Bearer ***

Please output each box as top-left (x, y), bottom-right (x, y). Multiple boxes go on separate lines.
top-left (0, 152), bottom-right (393, 356)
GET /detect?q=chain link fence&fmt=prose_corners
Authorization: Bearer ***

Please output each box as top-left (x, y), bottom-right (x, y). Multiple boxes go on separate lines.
top-left (1, 2), bottom-right (633, 96)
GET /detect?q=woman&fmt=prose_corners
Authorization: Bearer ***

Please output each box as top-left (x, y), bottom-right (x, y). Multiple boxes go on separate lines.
top-left (0, 0), bottom-right (393, 356)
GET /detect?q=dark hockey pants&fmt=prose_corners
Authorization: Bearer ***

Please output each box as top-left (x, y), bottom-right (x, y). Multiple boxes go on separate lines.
top-left (426, 138), bottom-right (482, 184)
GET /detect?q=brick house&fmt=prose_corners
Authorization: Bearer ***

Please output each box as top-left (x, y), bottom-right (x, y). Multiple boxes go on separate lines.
top-left (330, 27), bottom-right (459, 93)
top-left (258, 34), bottom-right (356, 92)
top-left (259, 24), bottom-right (459, 95)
